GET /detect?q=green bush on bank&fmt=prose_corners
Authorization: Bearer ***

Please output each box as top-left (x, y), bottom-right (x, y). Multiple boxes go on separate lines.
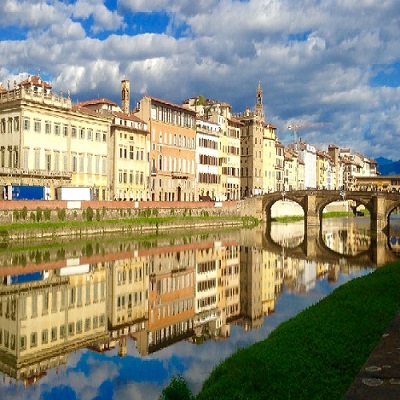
top-left (193, 262), bottom-right (400, 400)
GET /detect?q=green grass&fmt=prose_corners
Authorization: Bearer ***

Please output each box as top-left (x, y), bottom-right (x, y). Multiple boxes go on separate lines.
top-left (273, 211), bottom-right (363, 223)
top-left (0, 215), bottom-right (258, 232)
top-left (194, 262), bottom-right (400, 400)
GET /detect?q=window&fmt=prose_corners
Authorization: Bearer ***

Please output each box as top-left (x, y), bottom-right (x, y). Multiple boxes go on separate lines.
top-left (34, 120), bottom-right (41, 133)
top-left (54, 124), bottom-right (61, 135)
top-left (60, 325), bottom-right (66, 338)
top-left (63, 126), bottom-right (68, 136)
top-left (23, 118), bottom-right (30, 130)
top-left (85, 318), bottom-right (91, 331)
top-left (20, 335), bottom-right (27, 350)
top-left (79, 128), bottom-right (85, 139)
top-left (76, 320), bottom-right (82, 334)
top-left (87, 129), bottom-right (93, 140)
top-left (30, 332), bottom-right (37, 348)
top-left (42, 329), bottom-right (48, 344)
top-left (45, 121), bottom-right (51, 134)
top-left (51, 327), bottom-right (57, 341)
top-left (71, 127), bottom-right (77, 138)
top-left (68, 322), bottom-right (75, 336)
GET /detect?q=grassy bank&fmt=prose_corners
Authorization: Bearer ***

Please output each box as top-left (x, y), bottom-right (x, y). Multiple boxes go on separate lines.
top-left (161, 261), bottom-right (400, 399)
top-left (273, 211), bottom-right (358, 223)
top-left (195, 262), bottom-right (400, 399)
top-left (0, 215), bottom-right (259, 245)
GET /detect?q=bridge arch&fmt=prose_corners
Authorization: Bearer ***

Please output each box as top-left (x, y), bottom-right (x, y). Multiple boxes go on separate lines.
top-left (260, 190), bottom-right (400, 232)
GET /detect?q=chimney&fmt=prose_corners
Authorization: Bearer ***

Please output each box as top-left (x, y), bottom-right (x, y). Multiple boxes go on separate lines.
top-left (121, 79), bottom-right (130, 114)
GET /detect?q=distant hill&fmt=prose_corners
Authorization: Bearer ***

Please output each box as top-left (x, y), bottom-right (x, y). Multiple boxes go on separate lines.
top-left (376, 156), bottom-right (393, 166)
top-left (376, 157), bottom-right (400, 175)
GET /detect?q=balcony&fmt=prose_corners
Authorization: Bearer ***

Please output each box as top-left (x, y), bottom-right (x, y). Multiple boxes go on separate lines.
top-left (172, 171), bottom-right (189, 180)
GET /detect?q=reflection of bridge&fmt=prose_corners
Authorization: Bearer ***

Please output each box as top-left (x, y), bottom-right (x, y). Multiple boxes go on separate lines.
top-left (260, 190), bottom-right (400, 232)
top-left (263, 225), bottom-right (399, 267)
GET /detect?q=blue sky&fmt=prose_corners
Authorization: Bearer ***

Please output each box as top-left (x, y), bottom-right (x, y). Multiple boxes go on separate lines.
top-left (1, 0), bottom-right (399, 160)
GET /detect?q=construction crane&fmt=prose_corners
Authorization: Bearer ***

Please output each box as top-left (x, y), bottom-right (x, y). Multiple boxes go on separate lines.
top-left (287, 122), bottom-right (328, 143)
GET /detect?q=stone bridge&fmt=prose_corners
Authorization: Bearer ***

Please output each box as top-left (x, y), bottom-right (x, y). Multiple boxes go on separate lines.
top-left (238, 190), bottom-right (400, 266)
top-left (258, 190), bottom-right (400, 232)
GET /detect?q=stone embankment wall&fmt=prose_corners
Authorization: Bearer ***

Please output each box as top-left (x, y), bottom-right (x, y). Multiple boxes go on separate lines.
top-left (0, 199), bottom-right (241, 225)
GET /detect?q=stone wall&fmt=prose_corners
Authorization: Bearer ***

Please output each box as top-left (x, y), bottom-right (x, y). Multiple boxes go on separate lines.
top-left (0, 200), bottom-right (241, 224)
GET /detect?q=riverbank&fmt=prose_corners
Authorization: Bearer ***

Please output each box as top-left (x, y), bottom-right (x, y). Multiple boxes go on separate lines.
top-left (196, 261), bottom-right (400, 399)
top-left (163, 261), bottom-right (400, 399)
top-left (0, 214), bottom-right (258, 244)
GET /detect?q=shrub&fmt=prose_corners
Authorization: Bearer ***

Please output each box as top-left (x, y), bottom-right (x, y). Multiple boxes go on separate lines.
top-left (13, 210), bottom-right (19, 221)
top-left (57, 208), bottom-right (66, 221)
top-left (159, 375), bottom-right (194, 400)
top-left (21, 206), bottom-right (28, 220)
top-left (44, 209), bottom-right (51, 221)
top-left (86, 207), bottom-right (94, 222)
top-left (36, 207), bottom-right (43, 222)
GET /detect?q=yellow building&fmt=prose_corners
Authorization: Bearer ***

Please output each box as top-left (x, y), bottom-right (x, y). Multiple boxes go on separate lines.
top-left (0, 75), bottom-right (110, 200)
top-left (79, 87), bottom-right (150, 202)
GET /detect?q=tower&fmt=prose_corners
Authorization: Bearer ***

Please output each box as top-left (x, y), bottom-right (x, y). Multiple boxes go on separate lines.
top-left (121, 79), bottom-right (130, 114)
top-left (255, 81), bottom-right (264, 122)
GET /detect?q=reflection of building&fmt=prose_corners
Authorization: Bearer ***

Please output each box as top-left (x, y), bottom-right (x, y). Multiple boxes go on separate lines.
top-left (0, 263), bottom-right (108, 384)
top-left (238, 246), bottom-right (264, 331)
top-left (194, 243), bottom-right (219, 339)
top-left (216, 242), bottom-right (241, 337)
top-left (106, 253), bottom-right (149, 356)
top-left (0, 222), bottom-right (381, 386)
top-left (146, 247), bottom-right (196, 353)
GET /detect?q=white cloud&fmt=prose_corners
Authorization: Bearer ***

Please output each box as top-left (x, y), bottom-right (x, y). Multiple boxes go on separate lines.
top-left (1, 0), bottom-right (400, 159)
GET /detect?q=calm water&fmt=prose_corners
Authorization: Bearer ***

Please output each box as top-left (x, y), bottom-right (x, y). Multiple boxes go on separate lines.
top-left (0, 217), bottom-right (399, 400)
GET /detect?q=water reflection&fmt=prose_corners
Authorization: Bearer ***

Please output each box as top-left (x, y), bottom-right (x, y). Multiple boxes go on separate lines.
top-left (0, 218), bottom-right (398, 398)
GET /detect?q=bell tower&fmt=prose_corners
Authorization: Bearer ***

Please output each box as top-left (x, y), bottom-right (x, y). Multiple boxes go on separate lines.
top-left (121, 79), bottom-right (130, 114)
top-left (255, 81), bottom-right (264, 122)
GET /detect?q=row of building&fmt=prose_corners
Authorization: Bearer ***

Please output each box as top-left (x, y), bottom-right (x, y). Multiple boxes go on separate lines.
top-left (0, 75), bottom-right (378, 201)
top-left (0, 225), bottom-right (369, 384)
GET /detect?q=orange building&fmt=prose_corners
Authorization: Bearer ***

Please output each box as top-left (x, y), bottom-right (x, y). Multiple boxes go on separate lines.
top-left (135, 96), bottom-right (197, 201)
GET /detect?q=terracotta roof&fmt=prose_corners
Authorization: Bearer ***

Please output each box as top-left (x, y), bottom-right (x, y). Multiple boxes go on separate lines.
top-left (147, 95), bottom-right (196, 114)
top-left (228, 116), bottom-right (245, 125)
top-left (72, 104), bottom-right (111, 118)
top-left (19, 75), bottom-right (52, 89)
top-left (112, 111), bottom-right (145, 124)
top-left (77, 98), bottom-right (118, 107)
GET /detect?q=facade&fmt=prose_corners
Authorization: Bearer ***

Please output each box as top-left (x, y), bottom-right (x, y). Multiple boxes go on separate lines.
top-left (77, 83), bottom-right (150, 201)
top-left (263, 123), bottom-right (277, 193)
top-left (235, 84), bottom-right (277, 196)
top-left (183, 97), bottom-right (241, 200)
top-left (196, 119), bottom-right (221, 200)
top-left (291, 141), bottom-right (317, 189)
top-left (135, 96), bottom-right (197, 201)
top-left (0, 75), bottom-right (379, 200)
top-left (275, 142), bottom-right (285, 192)
top-left (0, 75), bottom-right (110, 200)
top-left (284, 148), bottom-right (299, 191)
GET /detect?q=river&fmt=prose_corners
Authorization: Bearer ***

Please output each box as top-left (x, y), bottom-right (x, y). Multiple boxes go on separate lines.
top-left (0, 216), bottom-right (399, 400)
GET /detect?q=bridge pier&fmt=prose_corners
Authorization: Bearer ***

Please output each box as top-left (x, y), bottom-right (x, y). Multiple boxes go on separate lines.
top-left (370, 195), bottom-right (388, 232)
top-left (304, 225), bottom-right (319, 258)
top-left (304, 194), bottom-right (320, 229)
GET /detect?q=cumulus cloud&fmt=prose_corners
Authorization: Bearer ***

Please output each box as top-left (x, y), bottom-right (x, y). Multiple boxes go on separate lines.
top-left (0, 0), bottom-right (399, 159)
